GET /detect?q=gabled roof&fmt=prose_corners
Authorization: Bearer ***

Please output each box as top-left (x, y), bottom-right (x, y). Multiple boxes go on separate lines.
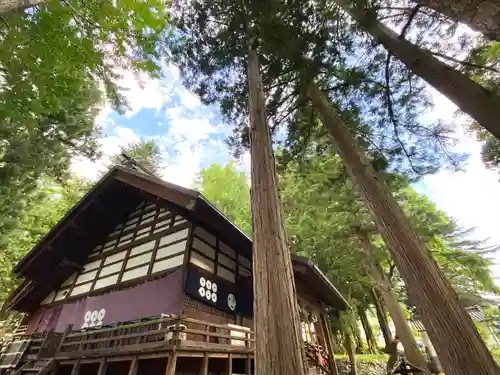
top-left (9, 166), bottom-right (347, 311)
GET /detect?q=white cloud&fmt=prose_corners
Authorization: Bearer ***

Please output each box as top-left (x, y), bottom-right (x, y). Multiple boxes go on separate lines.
top-left (112, 65), bottom-right (184, 118)
top-left (160, 141), bottom-right (205, 188)
top-left (71, 66), bottom-right (224, 189)
top-left (71, 124), bottom-right (142, 181)
top-left (178, 87), bottom-right (202, 110)
top-left (165, 108), bottom-right (218, 144)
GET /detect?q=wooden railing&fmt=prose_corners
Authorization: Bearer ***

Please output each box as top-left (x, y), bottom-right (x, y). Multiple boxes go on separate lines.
top-left (11, 325), bottom-right (28, 338)
top-left (54, 315), bottom-right (254, 358)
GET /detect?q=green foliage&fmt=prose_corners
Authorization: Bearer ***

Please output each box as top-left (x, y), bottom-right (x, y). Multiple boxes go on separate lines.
top-left (169, 0), bottom-right (465, 179)
top-left (0, 0), bottom-right (171, 254)
top-left (0, 178), bottom-right (91, 308)
top-left (111, 140), bottom-right (163, 177)
top-left (196, 162), bottom-right (252, 236)
top-left (461, 40), bottom-right (500, 171)
top-left (197, 157), bottom-right (499, 314)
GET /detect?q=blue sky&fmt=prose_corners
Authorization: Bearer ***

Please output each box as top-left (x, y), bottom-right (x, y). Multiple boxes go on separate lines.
top-left (71, 64), bottom-right (500, 280)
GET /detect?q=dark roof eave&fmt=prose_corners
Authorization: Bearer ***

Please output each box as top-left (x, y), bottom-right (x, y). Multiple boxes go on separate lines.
top-left (13, 168), bottom-right (120, 276)
top-left (291, 254), bottom-right (349, 310)
top-left (307, 259), bottom-right (349, 310)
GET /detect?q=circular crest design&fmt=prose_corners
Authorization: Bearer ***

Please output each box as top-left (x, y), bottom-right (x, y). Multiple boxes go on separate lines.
top-left (198, 287), bottom-right (206, 297)
top-left (81, 308), bottom-right (106, 329)
top-left (98, 309), bottom-right (106, 320)
top-left (197, 277), bottom-right (218, 305)
top-left (227, 293), bottom-right (236, 311)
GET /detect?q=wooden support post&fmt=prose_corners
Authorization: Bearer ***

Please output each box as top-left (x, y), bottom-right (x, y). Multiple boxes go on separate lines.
top-left (38, 328), bottom-right (55, 359)
top-left (56, 324), bottom-right (73, 355)
top-left (128, 357), bottom-right (139, 375)
top-left (69, 360), bottom-right (80, 375)
top-left (245, 354), bottom-right (251, 375)
top-left (77, 331), bottom-right (86, 352)
top-left (226, 353), bottom-right (233, 375)
top-left (96, 358), bottom-right (107, 375)
top-left (200, 353), bottom-right (208, 375)
top-left (165, 352), bottom-right (177, 375)
top-left (320, 313), bottom-right (339, 375)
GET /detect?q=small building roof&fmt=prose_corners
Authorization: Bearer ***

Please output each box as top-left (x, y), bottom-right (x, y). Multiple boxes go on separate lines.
top-left (8, 166), bottom-right (348, 311)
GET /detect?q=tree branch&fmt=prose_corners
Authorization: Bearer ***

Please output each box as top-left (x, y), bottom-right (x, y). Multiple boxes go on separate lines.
top-left (428, 50), bottom-right (500, 74)
top-left (381, 5), bottom-right (424, 177)
top-left (399, 5), bottom-right (421, 40)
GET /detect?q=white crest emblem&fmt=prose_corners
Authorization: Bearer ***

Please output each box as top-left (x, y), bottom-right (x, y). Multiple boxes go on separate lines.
top-left (81, 308), bottom-right (106, 329)
top-left (227, 293), bottom-right (236, 311)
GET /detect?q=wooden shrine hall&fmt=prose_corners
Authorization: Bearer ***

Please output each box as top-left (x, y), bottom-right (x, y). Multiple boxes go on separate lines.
top-left (0, 166), bottom-right (348, 375)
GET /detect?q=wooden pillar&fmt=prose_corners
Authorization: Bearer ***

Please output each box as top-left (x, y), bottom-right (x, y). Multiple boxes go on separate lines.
top-left (245, 354), bottom-right (251, 375)
top-left (39, 327), bottom-right (55, 359)
top-left (97, 358), bottom-right (107, 375)
top-left (200, 353), bottom-right (208, 375)
top-left (226, 353), bottom-right (233, 375)
top-left (57, 324), bottom-right (73, 354)
top-left (165, 352), bottom-right (177, 375)
top-left (69, 360), bottom-right (80, 375)
top-left (128, 357), bottom-right (138, 375)
top-left (319, 313), bottom-right (339, 375)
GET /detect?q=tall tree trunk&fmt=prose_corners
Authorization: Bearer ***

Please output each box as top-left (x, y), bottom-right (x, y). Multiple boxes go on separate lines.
top-left (352, 323), bottom-right (363, 353)
top-left (413, 0), bottom-right (500, 41)
top-left (358, 231), bottom-right (428, 372)
top-left (332, 0), bottom-right (500, 141)
top-left (307, 83), bottom-right (498, 375)
top-left (372, 288), bottom-right (393, 350)
top-left (359, 307), bottom-right (378, 354)
top-left (0, 0), bottom-right (42, 14)
top-left (345, 332), bottom-right (359, 375)
top-left (247, 45), bottom-right (306, 375)
top-left (421, 330), bottom-right (443, 374)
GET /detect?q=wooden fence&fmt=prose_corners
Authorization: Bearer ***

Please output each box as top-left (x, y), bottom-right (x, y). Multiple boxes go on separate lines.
top-left (55, 315), bottom-right (254, 357)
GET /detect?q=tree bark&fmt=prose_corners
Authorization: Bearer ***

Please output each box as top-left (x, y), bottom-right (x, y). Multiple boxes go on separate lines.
top-left (247, 45), bottom-right (307, 375)
top-left (331, 0), bottom-right (500, 141)
top-left (413, 0), bottom-right (500, 41)
top-left (352, 323), bottom-right (363, 354)
top-left (0, 0), bottom-right (42, 14)
top-left (359, 307), bottom-right (378, 354)
top-left (421, 330), bottom-right (443, 374)
top-left (344, 332), bottom-right (359, 375)
top-left (358, 232), bottom-right (428, 372)
top-left (372, 288), bottom-right (393, 350)
top-left (307, 83), bottom-right (499, 375)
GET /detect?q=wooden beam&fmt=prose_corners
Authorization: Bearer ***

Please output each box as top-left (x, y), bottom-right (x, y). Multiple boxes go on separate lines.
top-left (115, 171), bottom-right (195, 209)
top-left (200, 352), bottom-right (208, 375)
top-left (245, 354), bottom-right (251, 375)
top-left (320, 313), bottom-right (339, 375)
top-left (127, 357), bottom-right (139, 375)
top-left (70, 360), bottom-right (81, 375)
top-left (165, 352), bottom-right (177, 375)
top-left (226, 353), bottom-right (233, 375)
top-left (56, 324), bottom-right (74, 354)
top-left (96, 358), bottom-right (107, 375)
